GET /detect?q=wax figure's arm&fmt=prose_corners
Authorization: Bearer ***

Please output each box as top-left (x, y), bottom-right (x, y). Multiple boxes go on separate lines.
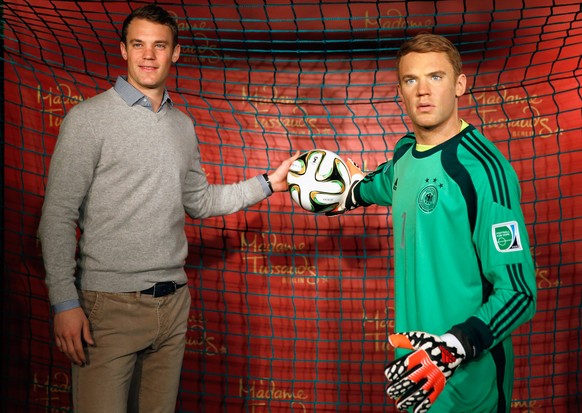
top-left (326, 137), bottom-right (414, 216)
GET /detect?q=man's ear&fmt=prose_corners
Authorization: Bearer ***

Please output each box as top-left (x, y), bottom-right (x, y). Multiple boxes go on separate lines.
top-left (455, 73), bottom-right (467, 97)
top-left (120, 42), bottom-right (128, 61)
top-left (172, 44), bottom-right (181, 63)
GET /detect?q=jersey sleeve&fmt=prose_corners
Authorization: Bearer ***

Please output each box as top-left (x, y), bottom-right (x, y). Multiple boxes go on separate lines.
top-left (450, 138), bottom-right (537, 360)
top-left (355, 136), bottom-right (415, 207)
top-left (354, 160), bottom-right (393, 206)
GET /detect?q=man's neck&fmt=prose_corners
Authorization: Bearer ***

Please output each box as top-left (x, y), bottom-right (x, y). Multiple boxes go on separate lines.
top-left (414, 117), bottom-right (462, 146)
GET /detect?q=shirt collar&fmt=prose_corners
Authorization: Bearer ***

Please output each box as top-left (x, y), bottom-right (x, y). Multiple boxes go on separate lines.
top-left (114, 75), bottom-right (173, 112)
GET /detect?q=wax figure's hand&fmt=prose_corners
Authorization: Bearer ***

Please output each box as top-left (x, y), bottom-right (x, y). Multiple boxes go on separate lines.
top-left (325, 158), bottom-right (364, 216)
top-left (268, 151), bottom-right (301, 192)
top-left (385, 331), bottom-right (466, 413)
top-left (54, 307), bottom-right (94, 366)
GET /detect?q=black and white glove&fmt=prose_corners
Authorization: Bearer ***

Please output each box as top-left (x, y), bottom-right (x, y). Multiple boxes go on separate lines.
top-left (325, 158), bottom-right (364, 216)
top-left (385, 331), bottom-right (466, 413)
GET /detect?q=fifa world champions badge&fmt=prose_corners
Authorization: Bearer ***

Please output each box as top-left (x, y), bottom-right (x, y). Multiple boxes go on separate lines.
top-left (492, 221), bottom-right (523, 252)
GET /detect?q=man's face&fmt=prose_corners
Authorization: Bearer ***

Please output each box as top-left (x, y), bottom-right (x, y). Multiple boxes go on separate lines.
top-left (120, 18), bottom-right (180, 94)
top-left (398, 51), bottom-right (466, 132)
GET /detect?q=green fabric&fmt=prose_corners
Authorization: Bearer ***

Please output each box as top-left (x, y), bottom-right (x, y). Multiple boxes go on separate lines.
top-left (357, 125), bottom-right (536, 411)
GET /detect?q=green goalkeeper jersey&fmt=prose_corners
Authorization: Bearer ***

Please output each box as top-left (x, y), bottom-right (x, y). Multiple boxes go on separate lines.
top-left (355, 123), bottom-right (536, 412)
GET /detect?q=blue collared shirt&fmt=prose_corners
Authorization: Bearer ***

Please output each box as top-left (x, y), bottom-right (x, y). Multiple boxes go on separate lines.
top-left (114, 75), bottom-right (173, 112)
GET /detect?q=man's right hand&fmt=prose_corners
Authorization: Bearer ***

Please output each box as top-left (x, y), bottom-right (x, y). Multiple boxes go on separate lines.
top-left (54, 307), bottom-right (94, 366)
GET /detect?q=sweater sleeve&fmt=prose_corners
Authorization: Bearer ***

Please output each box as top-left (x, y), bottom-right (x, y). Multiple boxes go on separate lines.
top-left (38, 105), bottom-right (102, 306)
top-left (182, 147), bottom-right (267, 219)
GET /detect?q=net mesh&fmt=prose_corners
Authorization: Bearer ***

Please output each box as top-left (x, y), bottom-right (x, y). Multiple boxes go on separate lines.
top-left (2, 0), bottom-right (581, 411)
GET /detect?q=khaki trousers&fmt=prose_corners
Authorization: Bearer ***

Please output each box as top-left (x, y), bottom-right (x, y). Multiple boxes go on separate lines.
top-left (73, 286), bottom-right (191, 413)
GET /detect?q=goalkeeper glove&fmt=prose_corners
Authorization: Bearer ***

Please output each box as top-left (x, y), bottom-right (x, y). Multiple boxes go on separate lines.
top-left (384, 331), bottom-right (466, 413)
top-left (325, 158), bottom-right (364, 216)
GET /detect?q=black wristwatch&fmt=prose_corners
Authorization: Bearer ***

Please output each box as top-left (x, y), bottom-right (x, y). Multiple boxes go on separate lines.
top-left (262, 173), bottom-right (274, 193)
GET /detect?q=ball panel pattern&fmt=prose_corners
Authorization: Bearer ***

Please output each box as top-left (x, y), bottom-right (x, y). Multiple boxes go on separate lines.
top-left (287, 149), bottom-right (349, 213)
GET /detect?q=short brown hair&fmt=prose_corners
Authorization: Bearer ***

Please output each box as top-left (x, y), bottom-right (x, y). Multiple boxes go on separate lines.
top-left (121, 5), bottom-right (179, 48)
top-left (396, 33), bottom-right (462, 77)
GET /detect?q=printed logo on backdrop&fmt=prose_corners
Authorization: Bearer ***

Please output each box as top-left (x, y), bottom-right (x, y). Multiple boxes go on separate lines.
top-left (363, 307), bottom-right (394, 352)
top-left (31, 370), bottom-right (71, 410)
top-left (173, 11), bottom-right (222, 65)
top-left (242, 86), bottom-right (326, 134)
top-left (240, 232), bottom-right (320, 285)
top-left (510, 399), bottom-right (543, 411)
top-left (239, 379), bottom-right (310, 412)
top-left (364, 9), bottom-right (433, 31)
top-left (186, 313), bottom-right (226, 355)
top-left (492, 221), bottom-right (523, 252)
top-left (471, 86), bottom-right (558, 138)
top-left (533, 249), bottom-right (560, 289)
top-left (37, 83), bottom-right (84, 129)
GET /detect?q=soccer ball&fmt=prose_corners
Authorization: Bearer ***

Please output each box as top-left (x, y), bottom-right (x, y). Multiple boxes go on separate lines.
top-left (287, 149), bottom-right (350, 213)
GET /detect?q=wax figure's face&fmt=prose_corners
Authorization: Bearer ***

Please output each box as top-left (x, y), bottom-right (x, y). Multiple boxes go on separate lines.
top-left (398, 51), bottom-right (466, 132)
top-left (120, 18), bottom-right (180, 94)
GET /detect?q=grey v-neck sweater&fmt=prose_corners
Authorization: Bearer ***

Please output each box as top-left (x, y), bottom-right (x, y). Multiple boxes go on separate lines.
top-left (39, 88), bottom-right (266, 306)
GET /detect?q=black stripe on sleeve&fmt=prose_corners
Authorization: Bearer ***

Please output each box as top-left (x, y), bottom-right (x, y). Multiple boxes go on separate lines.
top-left (460, 131), bottom-right (512, 209)
top-left (442, 138), bottom-right (477, 234)
top-left (489, 263), bottom-right (534, 339)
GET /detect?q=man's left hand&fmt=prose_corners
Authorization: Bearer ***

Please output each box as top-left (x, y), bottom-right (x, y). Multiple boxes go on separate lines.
top-left (384, 331), bottom-right (465, 413)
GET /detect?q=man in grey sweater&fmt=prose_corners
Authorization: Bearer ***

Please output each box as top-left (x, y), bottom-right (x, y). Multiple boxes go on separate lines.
top-left (38, 5), bottom-right (298, 412)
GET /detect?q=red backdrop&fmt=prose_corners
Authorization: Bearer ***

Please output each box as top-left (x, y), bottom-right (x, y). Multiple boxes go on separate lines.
top-left (2, 1), bottom-right (581, 412)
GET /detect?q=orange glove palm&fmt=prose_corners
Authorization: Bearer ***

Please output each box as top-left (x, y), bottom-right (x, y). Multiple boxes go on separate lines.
top-left (385, 331), bottom-right (465, 413)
